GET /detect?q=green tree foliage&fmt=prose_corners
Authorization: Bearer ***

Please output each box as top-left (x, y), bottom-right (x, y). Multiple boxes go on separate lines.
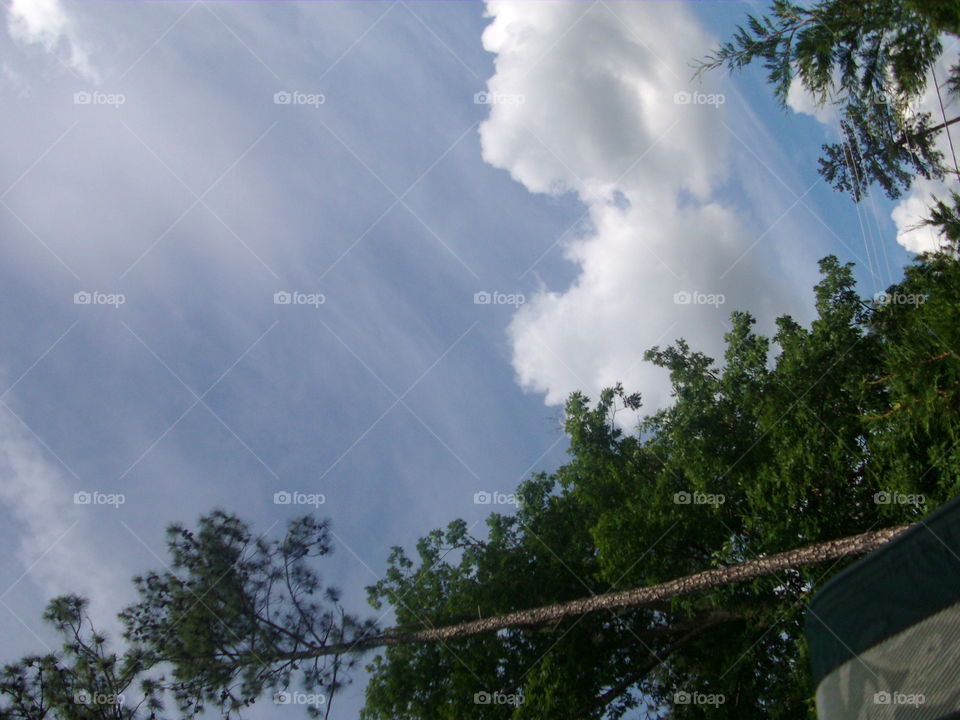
top-left (122, 510), bottom-right (381, 718)
top-left (924, 190), bottom-right (960, 245)
top-left (698, 0), bottom-right (959, 203)
top-left (362, 252), bottom-right (960, 719)
top-left (2, 252), bottom-right (958, 719)
top-left (0, 511), bottom-right (379, 720)
top-left (0, 596), bottom-right (156, 719)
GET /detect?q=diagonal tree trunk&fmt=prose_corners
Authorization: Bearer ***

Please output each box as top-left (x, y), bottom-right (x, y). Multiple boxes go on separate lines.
top-left (223, 523), bottom-right (909, 665)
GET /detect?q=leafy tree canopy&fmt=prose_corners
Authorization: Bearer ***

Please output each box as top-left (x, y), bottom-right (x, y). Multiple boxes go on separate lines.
top-left (361, 249), bottom-right (960, 719)
top-left (2, 250), bottom-right (958, 719)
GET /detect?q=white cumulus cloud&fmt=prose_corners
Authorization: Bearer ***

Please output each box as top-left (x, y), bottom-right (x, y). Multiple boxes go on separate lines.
top-left (786, 77), bottom-right (838, 125)
top-left (479, 1), bottom-right (797, 418)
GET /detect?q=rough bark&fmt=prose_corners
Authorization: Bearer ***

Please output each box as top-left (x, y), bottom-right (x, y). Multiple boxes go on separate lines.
top-left (225, 523), bottom-right (909, 664)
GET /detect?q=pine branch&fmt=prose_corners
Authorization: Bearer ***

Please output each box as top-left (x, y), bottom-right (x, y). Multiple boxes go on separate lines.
top-left (216, 523), bottom-right (909, 665)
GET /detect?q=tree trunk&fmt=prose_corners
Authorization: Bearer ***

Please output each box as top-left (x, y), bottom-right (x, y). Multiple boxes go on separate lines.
top-left (240, 523), bottom-right (909, 663)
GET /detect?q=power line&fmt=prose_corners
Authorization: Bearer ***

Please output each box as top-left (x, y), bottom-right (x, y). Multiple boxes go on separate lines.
top-left (931, 62), bottom-right (960, 182)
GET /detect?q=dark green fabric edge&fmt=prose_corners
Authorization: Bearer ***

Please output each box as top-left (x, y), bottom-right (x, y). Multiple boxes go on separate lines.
top-left (806, 495), bottom-right (960, 684)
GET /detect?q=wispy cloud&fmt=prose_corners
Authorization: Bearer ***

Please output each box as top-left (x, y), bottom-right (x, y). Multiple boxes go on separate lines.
top-left (6, 0), bottom-right (98, 82)
top-left (0, 405), bottom-right (128, 635)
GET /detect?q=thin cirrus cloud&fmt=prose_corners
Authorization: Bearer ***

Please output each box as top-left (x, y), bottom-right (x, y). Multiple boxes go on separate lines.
top-left (479, 1), bottom-right (800, 417)
top-left (0, 408), bottom-right (130, 639)
top-left (0, 0), bottom-right (557, 663)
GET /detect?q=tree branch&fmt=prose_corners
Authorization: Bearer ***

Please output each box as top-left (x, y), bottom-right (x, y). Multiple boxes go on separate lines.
top-left (215, 523), bottom-right (909, 665)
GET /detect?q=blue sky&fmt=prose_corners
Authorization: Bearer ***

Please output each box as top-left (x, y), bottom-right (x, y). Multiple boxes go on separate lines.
top-left (0, 1), bottom-right (953, 717)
